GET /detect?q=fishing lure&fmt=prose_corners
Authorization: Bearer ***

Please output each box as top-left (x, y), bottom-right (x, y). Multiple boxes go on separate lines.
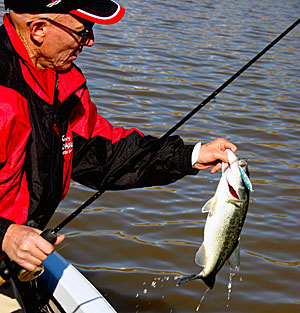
top-left (239, 166), bottom-right (253, 192)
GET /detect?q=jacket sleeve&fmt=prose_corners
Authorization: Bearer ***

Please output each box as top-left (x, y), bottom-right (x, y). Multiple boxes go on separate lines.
top-left (71, 128), bottom-right (198, 191)
top-left (70, 87), bottom-right (198, 191)
top-left (0, 87), bottom-right (32, 253)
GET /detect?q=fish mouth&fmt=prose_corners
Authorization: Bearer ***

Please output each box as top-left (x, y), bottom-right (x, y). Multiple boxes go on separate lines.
top-left (228, 182), bottom-right (239, 199)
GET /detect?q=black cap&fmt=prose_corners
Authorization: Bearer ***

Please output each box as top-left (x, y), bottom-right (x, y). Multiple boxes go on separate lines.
top-left (4, 0), bottom-right (125, 24)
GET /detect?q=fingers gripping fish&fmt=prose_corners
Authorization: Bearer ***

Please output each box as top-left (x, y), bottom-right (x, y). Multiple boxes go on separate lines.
top-left (177, 149), bottom-right (253, 289)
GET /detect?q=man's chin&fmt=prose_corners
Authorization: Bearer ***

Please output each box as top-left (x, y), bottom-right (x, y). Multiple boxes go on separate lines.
top-left (55, 62), bottom-right (74, 73)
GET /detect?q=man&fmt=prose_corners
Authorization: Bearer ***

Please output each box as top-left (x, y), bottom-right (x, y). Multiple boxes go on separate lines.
top-left (0, 0), bottom-right (236, 275)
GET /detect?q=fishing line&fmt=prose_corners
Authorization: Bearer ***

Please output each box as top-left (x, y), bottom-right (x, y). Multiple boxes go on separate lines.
top-left (1, 17), bottom-right (299, 281)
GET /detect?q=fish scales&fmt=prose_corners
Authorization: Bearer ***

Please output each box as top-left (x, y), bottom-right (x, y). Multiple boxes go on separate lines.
top-left (201, 200), bottom-right (248, 286)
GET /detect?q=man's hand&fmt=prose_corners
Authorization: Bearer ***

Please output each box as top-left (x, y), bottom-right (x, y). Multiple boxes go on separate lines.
top-left (193, 138), bottom-right (237, 174)
top-left (2, 224), bottom-right (65, 271)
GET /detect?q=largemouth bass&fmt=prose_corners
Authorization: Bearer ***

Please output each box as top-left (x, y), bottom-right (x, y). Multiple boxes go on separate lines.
top-left (178, 149), bottom-right (252, 289)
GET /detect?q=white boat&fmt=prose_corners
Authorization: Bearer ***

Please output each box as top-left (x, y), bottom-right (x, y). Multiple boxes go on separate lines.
top-left (39, 251), bottom-right (117, 313)
top-left (0, 252), bottom-right (117, 313)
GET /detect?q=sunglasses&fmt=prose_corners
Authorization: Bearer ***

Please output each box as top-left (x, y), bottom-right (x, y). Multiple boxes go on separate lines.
top-left (28, 18), bottom-right (94, 42)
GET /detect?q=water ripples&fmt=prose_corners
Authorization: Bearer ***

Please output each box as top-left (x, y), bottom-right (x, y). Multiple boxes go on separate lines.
top-left (1, 0), bottom-right (299, 312)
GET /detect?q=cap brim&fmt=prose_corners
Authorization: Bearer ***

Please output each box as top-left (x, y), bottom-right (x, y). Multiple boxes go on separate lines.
top-left (70, 0), bottom-right (125, 24)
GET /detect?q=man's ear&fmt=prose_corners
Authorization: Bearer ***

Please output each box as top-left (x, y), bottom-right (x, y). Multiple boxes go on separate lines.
top-left (28, 20), bottom-right (48, 44)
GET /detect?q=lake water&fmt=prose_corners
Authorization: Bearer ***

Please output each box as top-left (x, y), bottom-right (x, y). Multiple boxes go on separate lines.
top-left (1, 1), bottom-right (300, 312)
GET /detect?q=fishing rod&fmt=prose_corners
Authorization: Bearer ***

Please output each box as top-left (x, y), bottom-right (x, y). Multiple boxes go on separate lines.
top-left (1, 17), bottom-right (299, 282)
top-left (53, 16), bottom-right (300, 234)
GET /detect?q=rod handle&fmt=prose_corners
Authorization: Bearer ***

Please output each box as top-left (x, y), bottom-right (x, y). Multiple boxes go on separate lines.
top-left (0, 228), bottom-right (57, 282)
top-left (40, 228), bottom-right (57, 245)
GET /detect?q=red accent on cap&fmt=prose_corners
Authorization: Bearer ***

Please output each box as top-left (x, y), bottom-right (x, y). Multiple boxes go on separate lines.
top-left (70, 5), bottom-right (125, 25)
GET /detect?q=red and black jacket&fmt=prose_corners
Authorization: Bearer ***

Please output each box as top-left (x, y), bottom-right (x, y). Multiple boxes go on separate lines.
top-left (0, 14), bottom-right (197, 251)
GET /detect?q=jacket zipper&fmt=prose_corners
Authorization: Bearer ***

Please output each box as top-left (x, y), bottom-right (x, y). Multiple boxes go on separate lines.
top-left (50, 78), bottom-right (86, 194)
top-left (50, 78), bottom-right (86, 196)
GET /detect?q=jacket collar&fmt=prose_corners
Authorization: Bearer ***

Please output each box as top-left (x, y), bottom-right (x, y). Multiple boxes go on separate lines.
top-left (3, 14), bottom-right (86, 104)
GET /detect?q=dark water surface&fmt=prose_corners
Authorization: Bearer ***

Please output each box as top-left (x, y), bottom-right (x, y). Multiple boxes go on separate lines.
top-left (1, 1), bottom-right (300, 312)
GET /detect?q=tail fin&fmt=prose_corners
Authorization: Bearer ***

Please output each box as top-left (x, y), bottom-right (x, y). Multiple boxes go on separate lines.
top-left (176, 274), bottom-right (199, 286)
top-left (177, 273), bottom-right (216, 289)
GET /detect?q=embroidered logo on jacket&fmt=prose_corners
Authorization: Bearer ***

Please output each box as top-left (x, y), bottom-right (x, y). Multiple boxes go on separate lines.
top-left (62, 135), bottom-right (73, 155)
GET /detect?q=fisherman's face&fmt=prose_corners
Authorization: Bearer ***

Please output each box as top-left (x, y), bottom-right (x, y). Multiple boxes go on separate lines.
top-left (37, 14), bottom-right (94, 71)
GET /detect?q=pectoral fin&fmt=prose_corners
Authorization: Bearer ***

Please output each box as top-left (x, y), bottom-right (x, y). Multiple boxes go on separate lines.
top-left (228, 243), bottom-right (240, 269)
top-left (202, 196), bottom-right (217, 216)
